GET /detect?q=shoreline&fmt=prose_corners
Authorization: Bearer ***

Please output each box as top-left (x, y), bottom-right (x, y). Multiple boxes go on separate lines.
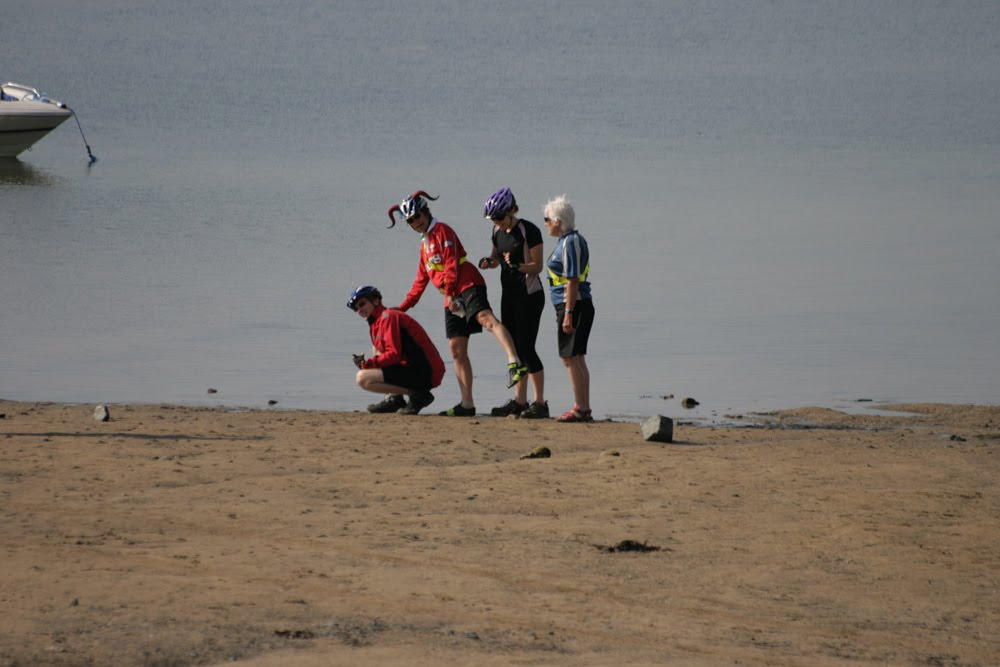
top-left (1, 395), bottom-right (965, 426)
top-left (3, 399), bottom-right (998, 665)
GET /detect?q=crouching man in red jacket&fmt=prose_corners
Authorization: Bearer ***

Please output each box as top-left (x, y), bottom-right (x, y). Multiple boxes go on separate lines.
top-left (348, 285), bottom-right (445, 415)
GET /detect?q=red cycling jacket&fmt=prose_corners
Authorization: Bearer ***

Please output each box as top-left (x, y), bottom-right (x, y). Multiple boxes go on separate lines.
top-left (361, 304), bottom-right (445, 388)
top-left (397, 219), bottom-right (485, 311)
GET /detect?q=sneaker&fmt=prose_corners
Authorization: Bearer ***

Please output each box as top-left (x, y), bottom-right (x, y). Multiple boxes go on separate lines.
top-left (439, 403), bottom-right (476, 417)
top-left (520, 401), bottom-right (550, 419)
top-left (398, 390), bottom-right (434, 415)
top-left (506, 362), bottom-right (529, 388)
top-left (491, 399), bottom-right (528, 417)
top-left (557, 406), bottom-right (593, 423)
top-left (367, 394), bottom-right (406, 413)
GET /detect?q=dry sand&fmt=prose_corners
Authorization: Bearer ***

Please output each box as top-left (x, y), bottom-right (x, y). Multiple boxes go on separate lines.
top-left (1, 400), bottom-right (998, 666)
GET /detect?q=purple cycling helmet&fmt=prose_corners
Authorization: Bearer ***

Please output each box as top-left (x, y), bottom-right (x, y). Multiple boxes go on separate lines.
top-left (483, 187), bottom-right (517, 221)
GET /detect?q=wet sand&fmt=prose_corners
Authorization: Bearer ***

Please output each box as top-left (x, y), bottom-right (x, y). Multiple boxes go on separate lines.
top-left (2, 400), bottom-right (998, 666)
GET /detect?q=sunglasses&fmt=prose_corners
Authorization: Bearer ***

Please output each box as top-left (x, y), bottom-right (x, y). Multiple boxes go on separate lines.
top-left (490, 212), bottom-right (510, 223)
top-left (406, 214), bottom-right (422, 225)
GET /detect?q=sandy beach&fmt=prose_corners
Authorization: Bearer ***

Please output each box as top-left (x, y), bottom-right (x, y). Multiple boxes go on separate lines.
top-left (1, 399), bottom-right (998, 666)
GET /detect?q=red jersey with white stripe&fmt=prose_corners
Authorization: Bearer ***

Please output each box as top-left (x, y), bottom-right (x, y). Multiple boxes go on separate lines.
top-left (397, 219), bottom-right (485, 311)
top-left (361, 305), bottom-right (445, 388)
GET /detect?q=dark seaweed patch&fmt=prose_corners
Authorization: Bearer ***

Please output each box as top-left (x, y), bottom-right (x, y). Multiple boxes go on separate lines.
top-left (596, 540), bottom-right (662, 553)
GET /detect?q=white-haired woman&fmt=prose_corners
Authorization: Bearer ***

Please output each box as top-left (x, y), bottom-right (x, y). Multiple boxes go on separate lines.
top-left (543, 195), bottom-right (595, 422)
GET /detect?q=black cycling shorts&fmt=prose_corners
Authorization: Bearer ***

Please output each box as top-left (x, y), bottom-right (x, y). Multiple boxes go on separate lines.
top-left (555, 299), bottom-right (595, 358)
top-left (444, 285), bottom-right (491, 339)
top-left (382, 364), bottom-right (434, 391)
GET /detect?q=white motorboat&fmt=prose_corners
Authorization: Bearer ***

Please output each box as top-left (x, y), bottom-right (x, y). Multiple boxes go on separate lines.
top-left (0, 82), bottom-right (73, 158)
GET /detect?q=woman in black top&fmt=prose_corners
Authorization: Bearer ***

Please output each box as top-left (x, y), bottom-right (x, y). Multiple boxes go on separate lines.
top-left (479, 187), bottom-right (548, 418)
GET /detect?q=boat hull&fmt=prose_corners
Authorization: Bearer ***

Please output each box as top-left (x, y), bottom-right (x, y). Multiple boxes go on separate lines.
top-left (0, 99), bottom-right (72, 158)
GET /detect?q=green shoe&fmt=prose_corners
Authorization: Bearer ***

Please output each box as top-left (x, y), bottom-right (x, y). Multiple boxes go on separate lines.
top-left (439, 403), bottom-right (476, 417)
top-left (506, 362), bottom-right (529, 388)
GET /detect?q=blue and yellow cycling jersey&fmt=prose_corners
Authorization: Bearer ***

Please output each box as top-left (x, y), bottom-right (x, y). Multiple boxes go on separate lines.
top-left (546, 229), bottom-right (591, 306)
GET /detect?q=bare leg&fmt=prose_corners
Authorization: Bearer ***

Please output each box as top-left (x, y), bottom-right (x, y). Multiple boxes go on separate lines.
top-left (523, 370), bottom-right (544, 404)
top-left (476, 310), bottom-right (519, 363)
top-left (355, 369), bottom-right (411, 396)
top-left (561, 355), bottom-right (590, 412)
top-left (449, 336), bottom-right (474, 405)
top-left (576, 356), bottom-right (589, 409)
top-left (513, 376), bottom-right (528, 405)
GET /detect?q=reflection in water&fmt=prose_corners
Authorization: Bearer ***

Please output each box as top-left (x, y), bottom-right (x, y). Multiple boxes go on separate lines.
top-left (0, 159), bottom-right (59, 186)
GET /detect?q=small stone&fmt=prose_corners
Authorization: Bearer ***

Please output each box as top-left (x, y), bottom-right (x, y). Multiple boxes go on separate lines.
top-left (207, 388), bottom-right (218, 394)
top-left (0, 413), bottom-right (6, 419)
top-left (641, 415), bottom-right (673, 443)
top-left (520, 446), bottom-right (551, 459)
top-left (268, 400), bottom-right (278, 406)
top-left (681, 397), bottom-right (699, 408)
top-left (601, 449), bottom-right (621, 457)
top-left (93, 405), bottom-right (110, 422)
top-left (949, 434), bottom-right (967, 442)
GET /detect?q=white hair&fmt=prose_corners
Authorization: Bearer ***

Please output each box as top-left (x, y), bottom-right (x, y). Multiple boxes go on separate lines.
top-left (543, 194), bottom-right (575, 231)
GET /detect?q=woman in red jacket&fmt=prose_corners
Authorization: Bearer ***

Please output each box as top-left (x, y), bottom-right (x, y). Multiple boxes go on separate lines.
top-left (389, 191), bottom-right (527, 417)
top-left (348, 285), bottom-right (445, 415)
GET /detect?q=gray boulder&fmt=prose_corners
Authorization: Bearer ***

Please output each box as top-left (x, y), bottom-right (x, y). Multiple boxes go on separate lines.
top-left (93, 405), bottom-right (110, 422)
top-left (641, 415), bottom-right (673, 443)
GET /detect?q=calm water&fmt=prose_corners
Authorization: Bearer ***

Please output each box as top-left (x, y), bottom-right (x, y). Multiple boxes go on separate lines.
top-left (3, 1), bottom-right (999, 420)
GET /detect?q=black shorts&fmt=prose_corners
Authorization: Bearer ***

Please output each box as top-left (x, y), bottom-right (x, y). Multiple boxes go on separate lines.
top-left (382, 364), bottom-right (434, 391)
top-left (444, 285), bottom-right (491, 339)
top-left (555, 299), bottom-right (595, 358)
